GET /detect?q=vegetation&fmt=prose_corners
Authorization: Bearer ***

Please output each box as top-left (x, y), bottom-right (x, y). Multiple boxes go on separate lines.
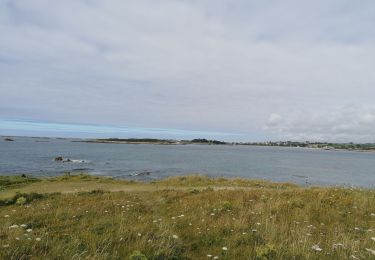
top-left (190, 139), bottom-right (226, 145)
top-left (0, 174), bottom-right (374, 259)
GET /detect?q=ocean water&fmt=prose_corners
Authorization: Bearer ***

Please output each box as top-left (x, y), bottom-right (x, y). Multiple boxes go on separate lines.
top-left (0, 137), bottom-right (374, 187)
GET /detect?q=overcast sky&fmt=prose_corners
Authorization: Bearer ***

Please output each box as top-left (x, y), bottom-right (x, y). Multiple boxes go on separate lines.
top-left (1, 0), bottom-right (375, 142)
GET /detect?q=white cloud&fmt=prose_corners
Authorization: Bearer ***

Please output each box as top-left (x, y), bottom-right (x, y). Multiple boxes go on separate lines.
top-left (265, 105), bottom-right (375, 142)
top-left (265, 113), bottom-right (282, 128)
top-left (0, 0), bottom-right (375, 141)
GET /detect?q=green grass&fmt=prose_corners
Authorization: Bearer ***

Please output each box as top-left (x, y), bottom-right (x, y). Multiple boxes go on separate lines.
top-left (0, 174), bottom-right (374, 259)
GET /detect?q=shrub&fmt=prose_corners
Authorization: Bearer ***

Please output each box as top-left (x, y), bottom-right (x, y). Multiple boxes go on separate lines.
top-left (255, 245), bottom-right (277, 260)
top-left (129, 250), bottom-right (148, 260)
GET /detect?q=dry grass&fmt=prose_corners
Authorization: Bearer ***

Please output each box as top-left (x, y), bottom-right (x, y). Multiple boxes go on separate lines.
top-left (0, 174), bottom-right (374, 259)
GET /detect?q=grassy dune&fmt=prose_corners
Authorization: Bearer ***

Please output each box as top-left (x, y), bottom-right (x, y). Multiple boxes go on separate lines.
top-left (0, 174), bottom-right (374, 259)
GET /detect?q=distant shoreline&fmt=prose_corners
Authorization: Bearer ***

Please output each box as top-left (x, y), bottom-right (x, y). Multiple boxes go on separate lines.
top-left (76, 139), bottom-right (375, 153)
top-left (3, 136), bottom-right (375, 152)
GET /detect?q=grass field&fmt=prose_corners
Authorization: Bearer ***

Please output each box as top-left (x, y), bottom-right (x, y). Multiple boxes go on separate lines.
top-left (0, 174), bottom-right (374, 259)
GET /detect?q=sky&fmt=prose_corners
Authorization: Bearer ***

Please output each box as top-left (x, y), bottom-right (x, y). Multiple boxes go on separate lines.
top-left (1, 0), bottom-right (375, 142)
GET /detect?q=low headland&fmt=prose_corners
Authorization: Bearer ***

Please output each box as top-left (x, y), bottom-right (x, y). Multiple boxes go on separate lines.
top-left (0, 174), bottom-right (374, 259)
top-left (79, 138), bottom-right (375, 152)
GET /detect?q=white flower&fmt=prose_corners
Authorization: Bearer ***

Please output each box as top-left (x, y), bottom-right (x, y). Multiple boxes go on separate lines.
top-left (172, 235), bottom-right (178, 239)
top-left (207, 255), bottom-right (212, 258)
top-left (4, 215), bottom-right (9, 218)
top-left (2, 244), bottom-right (9, 248)
top-left (371, 237), bottom-right (375, 241)
top-left (36, 238), bottom-right (41, 241)
top-left (256, 222), bottom-right (261, 226)
top-left (26, 229), bottom-right (32, 233)
top-left (20, 224), bottom-right (27, 228)
top-left (137, 233), bottom-right (141, 237)
top-left (9, 225), bottom-right (19, 229)
top-left (252, 229), bottom-right (257, 232)
top-left (332, 243), bottom-right (344, 249)
top-left (222, 247), bottom-right (228, 251)
top-left (213, 257), bottom-right (218, 259)
top-left (311, 245), bottom-right (322, 251)
top-left (365, 248), bottom-right (375, 255)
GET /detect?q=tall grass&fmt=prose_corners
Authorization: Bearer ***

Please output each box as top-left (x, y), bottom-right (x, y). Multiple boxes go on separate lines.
top-left (0, 175), bottom-right (374, 259)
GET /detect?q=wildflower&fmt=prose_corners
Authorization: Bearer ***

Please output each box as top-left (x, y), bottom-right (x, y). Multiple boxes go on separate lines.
top-left (4, 215), bottom-right (9, 218)
top-left (371, 237), bottom-right (375, 241)
top-left (332, 243), bottom-right (344, 250)
top-left (365, 248), bottom-right (375, 256)
top-left (354, 227), bottom-right (360, 231)
top-left (306, 233), bottom-right (312, 236)
top-left (213, 257), bottom-right (218, 259)
top-left (222, 247), bottom-right (228, 251)
top-left (207, 254), bottom-right (212, 258)
top-left (137, 233), bottom-right (142, 237)
top-left (370, 213), bottom-right (375, 217)
top-left (172, 235), bottom-right (178, 239)
top-left (311, 245), bottom-right (322, 251)
top-left (189, 223), bottom-right (192, 226)
top-left (171, 217), bottom-right (176, 220)
top-left (252, 229), bottom-right (257, 232)
top-left (242, 232), bottom-right (247, 235)
top-left (15, 237), bottom-right (20, 240)
top-left (36, 238), bottom-right (41, 241)
top-left (2, 244), bottom-right (9, 248)
top-left (256, 222), bottom-right (261, 226)
top-left (9, 225), bottom-right (19, 229)
top-left (26, 229), bottom-right (32, 233)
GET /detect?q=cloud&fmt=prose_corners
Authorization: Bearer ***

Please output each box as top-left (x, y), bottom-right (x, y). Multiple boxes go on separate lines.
top-left (265, 113), bottom-right (283, 128)
top-left (265, 105), bottom-right (375, 142)
top-left (1, 1), bottom-right (375, 141)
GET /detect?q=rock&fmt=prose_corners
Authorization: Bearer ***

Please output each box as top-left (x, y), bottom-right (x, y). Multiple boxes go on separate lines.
top-left (4, 138), bottom-right (14, 141)
top-left (54, 156), bottom-right (64, 162)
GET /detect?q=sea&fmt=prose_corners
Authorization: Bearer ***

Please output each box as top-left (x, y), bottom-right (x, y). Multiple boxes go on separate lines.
top-left (1, 136), bottom-right (374, 188)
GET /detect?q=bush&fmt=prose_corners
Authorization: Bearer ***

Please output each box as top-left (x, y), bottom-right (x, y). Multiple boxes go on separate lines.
top-left (129, 250), bottom-right (148, 260)
top-left (255, 245), bottom-right (277, 260)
